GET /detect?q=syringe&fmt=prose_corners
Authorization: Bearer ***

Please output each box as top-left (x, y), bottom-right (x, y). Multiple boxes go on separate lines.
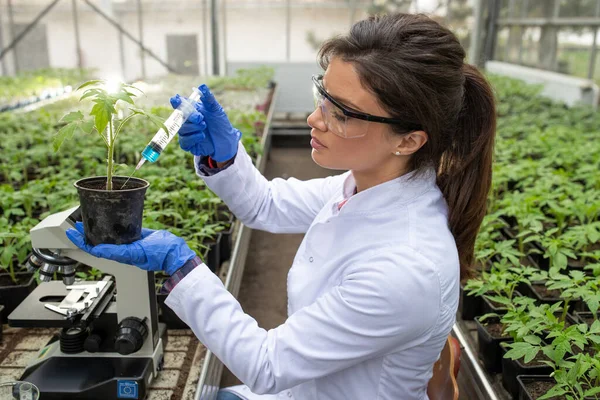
top-left (119, 87), bottom-right (202, 190)
top-left (136, 87), bottom-right (202, 170)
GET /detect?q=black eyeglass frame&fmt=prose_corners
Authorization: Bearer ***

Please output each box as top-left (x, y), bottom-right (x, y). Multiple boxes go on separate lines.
top-left (312, 74), bottom-right (422, 130)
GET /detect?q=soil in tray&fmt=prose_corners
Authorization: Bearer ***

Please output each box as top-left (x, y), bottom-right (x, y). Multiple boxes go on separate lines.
top-left (485, 322), bottom-right (506, 337)
top-left (573, 344), bottom-right (597, 356)
top-left (579, 314), bottom-right (599, 325)
top-left (532, 283), bottom-right (561, 299)
top-left (520, 351), bottom-right (552, 367)
top-left (524, 381), bottom-right (563, 399)
top-left (524, 381), bottom-right (595, 400)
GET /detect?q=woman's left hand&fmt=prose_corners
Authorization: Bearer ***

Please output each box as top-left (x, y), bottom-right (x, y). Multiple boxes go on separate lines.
top-left (66, 222), bottom-right (196, 276)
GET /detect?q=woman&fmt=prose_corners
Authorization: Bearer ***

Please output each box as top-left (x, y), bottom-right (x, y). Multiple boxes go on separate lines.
top-left (67, 13), bottom-right (495, 400)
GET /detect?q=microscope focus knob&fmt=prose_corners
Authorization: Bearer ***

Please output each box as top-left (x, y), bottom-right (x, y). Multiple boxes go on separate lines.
top-left (84, 332), bottom-right (104, 353)
top-left (115, 317), bottom-right (148, 355)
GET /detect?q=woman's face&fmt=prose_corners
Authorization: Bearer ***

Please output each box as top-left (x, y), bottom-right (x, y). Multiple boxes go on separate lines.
top-left (307, 57), bottom-right (401, 173)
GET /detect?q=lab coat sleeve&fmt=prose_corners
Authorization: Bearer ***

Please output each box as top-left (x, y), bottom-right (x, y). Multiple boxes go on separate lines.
top-left (164, 246), bottom-right (441, 395)
top-left (195, 142), bottom-right (346, 234)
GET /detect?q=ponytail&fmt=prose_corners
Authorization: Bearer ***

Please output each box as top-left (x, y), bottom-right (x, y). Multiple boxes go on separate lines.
top-left (437, 64), bottom-right (496, 279)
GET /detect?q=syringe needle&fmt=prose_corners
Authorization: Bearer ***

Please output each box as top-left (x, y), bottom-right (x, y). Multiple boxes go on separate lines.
top-left (120, 159), bottom-right (145, 189)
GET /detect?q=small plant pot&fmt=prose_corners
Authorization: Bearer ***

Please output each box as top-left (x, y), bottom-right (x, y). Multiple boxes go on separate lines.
top-left (459, 284), bottom-right (482, 320)
top-left (517, 375), bottom-right (595, 400)
top-left (517, 375), bottom-right (555, 400)
top-left (574, 311), bottom-right (600, 326)
top-left (519, 282), bottom-right (579, 313)
top-left (475, 315), bottom-right (512, 373)
top-left (529, 242), bottom-right (550, 270)
top-left (219, 222), bottom-right (235, 263)
top-left (501, 343), bottom-right (552, 399)
top-left (0, 272), bottom-right (36, 323)
top-left (204, 234), bottom-right (222, 273)
top-left (74, 176), bottom-right (149, 245)
top-left (519, 281), bottom-right (562, 304)
top-left (572, 300), bottom-right (591, 313)
top-left (0, 305), bottom-right (4, 341)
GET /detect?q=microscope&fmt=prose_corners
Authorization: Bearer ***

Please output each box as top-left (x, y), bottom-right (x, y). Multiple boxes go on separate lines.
top-left (8, 206), bottom-right (167, 400)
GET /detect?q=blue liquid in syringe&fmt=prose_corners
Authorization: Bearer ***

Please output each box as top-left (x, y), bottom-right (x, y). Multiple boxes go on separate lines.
top-left (141, 143), bottom-right (161, 162)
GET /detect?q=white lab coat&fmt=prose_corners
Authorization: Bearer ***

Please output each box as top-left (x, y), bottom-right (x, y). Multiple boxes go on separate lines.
top-left (165, 143), bottom-right (459, 400)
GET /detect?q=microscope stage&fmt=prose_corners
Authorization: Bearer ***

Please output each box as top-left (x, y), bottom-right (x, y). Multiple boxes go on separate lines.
top-left (8, 280), bottom-right (113, 328)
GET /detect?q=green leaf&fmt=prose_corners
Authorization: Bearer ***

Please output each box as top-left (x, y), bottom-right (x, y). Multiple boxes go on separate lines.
top-left (590, 319), bottom-right (600, 334)
top-left (90, 101), bottom-right (114, 135)
top-left (583, 387), bottom-right (600, 397)
top-left (114, 91), bottom-right (134, 105)
top-left (80, 119), bottom-right (95, 134)
top-left (76, 79), bottom-right (104, 90)
top-left (524, 335), bottom-right (542, 345)
top-left (523, 346), bottom-right (540, 364)
top-left (60, 111), bottom-right (84, 123)
top-left (538, 385), bottom-right (567, 400)
top-left (484, 295), bottom-right (513, 306)
top-left (504, 342), bottom-right (533, 360)
top-left (79, 88), bottom-right (103, 102)
top-left (53, 123), bottom-right (78, 152)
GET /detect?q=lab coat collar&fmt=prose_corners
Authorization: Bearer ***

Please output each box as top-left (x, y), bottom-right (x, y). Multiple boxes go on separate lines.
top-left (335, 166), bottom-right (437, 216)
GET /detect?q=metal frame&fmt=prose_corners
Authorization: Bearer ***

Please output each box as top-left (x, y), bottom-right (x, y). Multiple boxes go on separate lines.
top-left (195, 84), bottom-right (278, 400)
top-left (452, 323), bottom-right (501, 400)
top-left (71, 0), bottom-right (82, 69)
top-left (82, 0), bottom-right (175, 74)
top-left (479, 0), bottom-right (600, 79)
top-left (0, 0), bottom-right (174, 77)
top-left (0, 0), bottom-right (60, 68)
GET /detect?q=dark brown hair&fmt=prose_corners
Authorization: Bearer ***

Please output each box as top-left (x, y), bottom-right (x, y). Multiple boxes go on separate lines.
top-left (318, 13), bottom-right (496, 278)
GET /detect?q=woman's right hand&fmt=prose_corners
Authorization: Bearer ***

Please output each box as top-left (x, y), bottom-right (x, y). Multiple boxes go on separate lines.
top-left (170, 84), bottom-right (242, 162)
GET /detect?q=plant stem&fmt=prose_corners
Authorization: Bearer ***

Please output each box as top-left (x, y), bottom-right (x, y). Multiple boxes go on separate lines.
top-left (107, 117), bottom-right (114, 190)
top-left (561, 299), bottom-right (569, 323)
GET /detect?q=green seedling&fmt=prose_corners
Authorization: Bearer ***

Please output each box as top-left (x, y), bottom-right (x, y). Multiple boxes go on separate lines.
top-left (53, 80), bottom-right (167, 190)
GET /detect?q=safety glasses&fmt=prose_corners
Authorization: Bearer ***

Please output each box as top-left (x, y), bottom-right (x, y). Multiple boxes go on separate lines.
top-left (312, 74), bottom-right (421, 139)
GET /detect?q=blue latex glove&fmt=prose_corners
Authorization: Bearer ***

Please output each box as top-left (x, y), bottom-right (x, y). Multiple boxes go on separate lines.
top-left (66, 222), bottom-right (196, 276)
top-left (170, 94), bottom-right (215, 158)
top-left (170, 84), bottom-right (242, 162)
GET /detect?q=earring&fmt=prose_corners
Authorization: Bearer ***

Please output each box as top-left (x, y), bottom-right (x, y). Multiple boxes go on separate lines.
top-left (395, 151), bottom-right (401, 156)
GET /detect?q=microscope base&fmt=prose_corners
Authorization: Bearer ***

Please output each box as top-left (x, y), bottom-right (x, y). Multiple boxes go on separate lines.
top-left (20, 348), bottom-right (155, 400)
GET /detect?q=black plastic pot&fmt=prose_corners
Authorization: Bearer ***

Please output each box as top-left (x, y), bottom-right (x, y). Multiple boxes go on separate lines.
top-left (219, 217), bottom-right (235, 263)
top-left (459, 284), bottom-right (482, 320)
top-left (204, 234), bottom-right (222, 273)
top-left (517, 375), bottom-right (595, 400)
top-left (156, 292), bottom-right (189, 329)
top-left (0, 305), bottom-right (4, 341)
top-left (475, 315), bottom-right (512, 373)
top-left (520, 281), bottom-right (581, 314)
top-left (519, 281), bottom-right (562, 303)
top-left (0, 271), bottom-right (36, 323)
top-left (74, 176), bottom-right (149, 245)
top-left (529, 242), bottom-right (550, 270)
top-left (574, 311), bottom-right (600, 326)
top-left (219, 227), bottom-right (233, 264)
top-left (501, 343), bottom-right (552, 399)
top-left (517, 375), bottom-right (555, 400)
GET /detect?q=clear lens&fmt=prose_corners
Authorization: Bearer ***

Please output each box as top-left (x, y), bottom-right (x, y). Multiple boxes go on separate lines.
top-left (313, 86), bottom-right (368, 139)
